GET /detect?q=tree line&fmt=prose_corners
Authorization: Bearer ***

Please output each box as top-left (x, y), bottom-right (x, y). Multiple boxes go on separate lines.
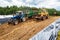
top-left (0, 6), bottom-right (60, 16)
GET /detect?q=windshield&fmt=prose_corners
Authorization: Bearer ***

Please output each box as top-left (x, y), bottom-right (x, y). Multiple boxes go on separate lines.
top-left (13, 11), bottom-right (23, 17)
top-left (16, 12), bottom-right (19, 15)
top-left (44, 25), bottom-right (54, 32)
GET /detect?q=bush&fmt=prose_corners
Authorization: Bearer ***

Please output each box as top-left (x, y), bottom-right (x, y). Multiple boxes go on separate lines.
top-left (57, 31), bottom-right (60, 40)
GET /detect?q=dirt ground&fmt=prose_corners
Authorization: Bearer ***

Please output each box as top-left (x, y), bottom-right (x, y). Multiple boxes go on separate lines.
top-left (0, 16), bottom-right (60, 40)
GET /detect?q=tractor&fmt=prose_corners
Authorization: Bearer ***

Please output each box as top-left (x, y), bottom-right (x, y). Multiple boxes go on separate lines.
top-left (8, 11), bottom-right (26, 25)
top-left (35, 8), bottom-right (49, 21)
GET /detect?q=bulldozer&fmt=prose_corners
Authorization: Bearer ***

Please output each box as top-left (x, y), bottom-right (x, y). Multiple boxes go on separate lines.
top-left (35, 8), bottom-right (49, 20)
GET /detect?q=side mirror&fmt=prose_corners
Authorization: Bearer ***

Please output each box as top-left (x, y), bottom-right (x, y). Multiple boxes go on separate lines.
top-left (49, 25), bottom-right (54, 29)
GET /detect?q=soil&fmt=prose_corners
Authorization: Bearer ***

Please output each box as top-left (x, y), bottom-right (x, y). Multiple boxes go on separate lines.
top-left (0, 16), bottom-right (60, 40)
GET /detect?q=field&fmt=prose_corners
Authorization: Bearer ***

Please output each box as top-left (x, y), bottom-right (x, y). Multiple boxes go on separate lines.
top-left (0, 16), bottom-right (60, 40)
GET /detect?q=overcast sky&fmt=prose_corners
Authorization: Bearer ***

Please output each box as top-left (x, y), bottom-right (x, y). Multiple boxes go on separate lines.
top-left (0, 0), bottom-right (60, 10)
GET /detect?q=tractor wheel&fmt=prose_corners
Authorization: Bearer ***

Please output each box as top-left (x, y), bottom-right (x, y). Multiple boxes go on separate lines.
top-left (22, 18), bottom-right (26, 22)
top-left (46, 16), bottom-right (48, 19)
top-left (41, 16), bottom-right (45, 20)
top-left (8, 22), bottom-right (11, 24)
top-left (14, 20), bottom-right (18, 25)
top-left (43, 17), bottom-right (46, 20)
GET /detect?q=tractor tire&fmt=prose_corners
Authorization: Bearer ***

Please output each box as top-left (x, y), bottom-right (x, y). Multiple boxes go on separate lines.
top-left (46, 16), bottom-right (48, 19)
top-left (22, 18), bottom-right (26, 22)
top-left (8, 22), bottom-right (11, 24)
top-left (41, 17), bottom-right (45, 21)
top-left (43, 17), bottom-right (46, 20)
top-left (41, 18), bottom-right (44, 21)
top-left (13, 20), bottom-right (18, 25)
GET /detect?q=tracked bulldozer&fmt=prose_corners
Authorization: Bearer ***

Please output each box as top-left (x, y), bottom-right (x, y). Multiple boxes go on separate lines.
top-left (35, 8), bottom-right (49, 20)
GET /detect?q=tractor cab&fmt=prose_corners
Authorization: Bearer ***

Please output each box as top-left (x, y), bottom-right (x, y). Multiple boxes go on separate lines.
top-left (12, 11), bottom-right (24, 19)
top-left (16, 11), bottom-right (24, 16)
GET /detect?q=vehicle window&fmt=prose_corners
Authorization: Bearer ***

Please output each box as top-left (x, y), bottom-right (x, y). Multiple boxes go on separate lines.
top-left (56, 26), bottom-right (58, 28)
top-left (44, 25), bottom-right (54, 32)
top-left (56, 20), bottom-right (60, 24)
top-left (16, 12), bottom-right (19, 15)
top-left (19, 12), bottom-right (21, 15)
top-left (55, 24), bottom-right (59, 28)
top-left (50, 25), bottom-right (54, 29)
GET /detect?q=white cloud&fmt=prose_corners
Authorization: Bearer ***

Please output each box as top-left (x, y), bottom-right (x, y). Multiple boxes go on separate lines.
top-left (35, 0), bottom-right (60, 10)
top-left (26, 0), bottom-right (32, 3)
top-left (0, 0), bottom-right (60, 10)
top-left (0, 0), bottom-right (12, 7)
